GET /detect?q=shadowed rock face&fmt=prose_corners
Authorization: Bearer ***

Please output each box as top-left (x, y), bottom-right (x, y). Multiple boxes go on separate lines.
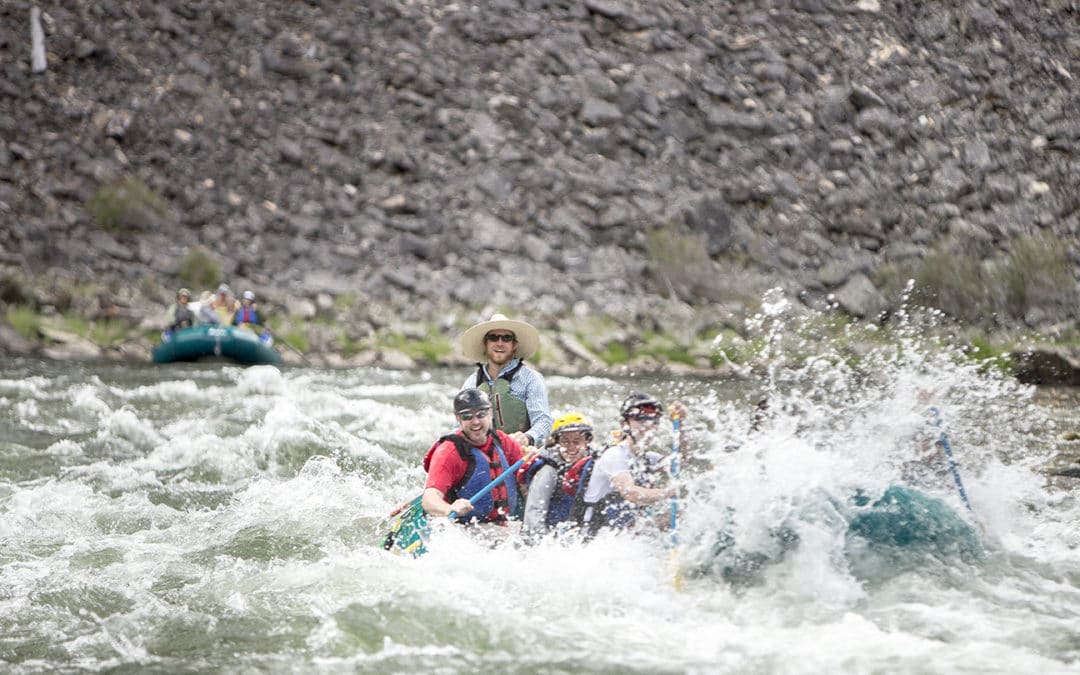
top-left (1, 0), bottom-right (1078, 332)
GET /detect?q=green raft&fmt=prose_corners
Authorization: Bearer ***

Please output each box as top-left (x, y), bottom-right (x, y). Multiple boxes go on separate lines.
top-left (152, 325), bottom-right (281, 365)
top-left (382, 495), bottom-right (430, 558)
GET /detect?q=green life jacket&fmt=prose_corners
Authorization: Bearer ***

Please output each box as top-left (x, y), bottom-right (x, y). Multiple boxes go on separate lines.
top-left (476, 360), bottom-right (530, 436)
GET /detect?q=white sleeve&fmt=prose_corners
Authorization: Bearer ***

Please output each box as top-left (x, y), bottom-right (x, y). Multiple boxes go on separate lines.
top-left (523, 465), bottom-right (558, 534)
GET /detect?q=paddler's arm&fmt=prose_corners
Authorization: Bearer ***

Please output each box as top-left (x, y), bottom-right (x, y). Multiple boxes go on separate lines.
top-left (421, 488), bottom-right (473, 518)
top-left (611, 471), bottom-right (676, 505)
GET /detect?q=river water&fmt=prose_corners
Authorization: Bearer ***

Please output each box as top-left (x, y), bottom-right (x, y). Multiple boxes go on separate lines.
top-left (2, 306), bottom-right (1079, 673)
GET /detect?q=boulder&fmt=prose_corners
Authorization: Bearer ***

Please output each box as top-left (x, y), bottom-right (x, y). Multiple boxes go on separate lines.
top-left (1013, 348), bottom-right (1080, 386)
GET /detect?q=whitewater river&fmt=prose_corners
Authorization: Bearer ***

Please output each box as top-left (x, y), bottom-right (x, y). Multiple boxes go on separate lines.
top-left (2, 325), bottom-right (1079, 673)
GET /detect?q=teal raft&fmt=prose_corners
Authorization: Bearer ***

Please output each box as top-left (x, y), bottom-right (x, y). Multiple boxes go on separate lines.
top-left (152, 325), bottom-right (281, 365)
top-left (685, 484), bottom-right (982, 587)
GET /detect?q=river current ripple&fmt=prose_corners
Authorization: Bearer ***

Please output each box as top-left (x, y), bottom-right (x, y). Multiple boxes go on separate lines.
top-left (0, 356), bottom-right (1078, 673)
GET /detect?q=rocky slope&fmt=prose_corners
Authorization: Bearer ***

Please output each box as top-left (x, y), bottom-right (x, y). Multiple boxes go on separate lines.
top-left (1, 0), bottom-right (1079, 369)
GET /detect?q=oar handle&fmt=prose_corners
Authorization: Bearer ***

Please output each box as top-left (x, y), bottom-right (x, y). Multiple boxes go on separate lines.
top-left (448, 457), bottom-right (527, 521)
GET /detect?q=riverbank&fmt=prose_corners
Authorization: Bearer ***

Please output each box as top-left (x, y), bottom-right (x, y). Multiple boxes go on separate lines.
top-left (3, 267), bottom-right (1079, 384)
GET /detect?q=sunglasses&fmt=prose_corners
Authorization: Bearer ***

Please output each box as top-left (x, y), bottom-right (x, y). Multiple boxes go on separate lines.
top-left (458, 409), bottom-right (490, 421)
top-left (629, 404), bottom-right (662, 420)
top-left (485, 333), bottom-right (516, 343)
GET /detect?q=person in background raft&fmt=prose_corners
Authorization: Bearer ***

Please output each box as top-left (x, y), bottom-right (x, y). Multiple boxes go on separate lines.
top-left (232, 290), bottom-right (262, 330)
top-left (195, 290), bottom-right (220, 324)
top-left (517, 412), bottom-right (598, 543)
top-left (421, 388), bottom-right (527, 525)
top-left (572, 391), bottom-right (688, 538)
top-left (460, 314), bottom-right (552, 450)
top-left (165, 288), bottom-right (195, 332)
top-left (209, 284), bottom-right (239, 325)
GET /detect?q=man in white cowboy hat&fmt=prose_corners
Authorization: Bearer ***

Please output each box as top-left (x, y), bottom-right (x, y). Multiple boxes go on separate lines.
top-left (461, 313), bottom-right (552, 449)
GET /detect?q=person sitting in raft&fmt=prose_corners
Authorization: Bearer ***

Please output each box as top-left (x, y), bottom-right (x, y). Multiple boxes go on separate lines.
top-left (165, 288), bottom-right (196, 332)
top-left (421, 388), bottom-right (527, 525)
top-left (209, 283), bottom-right (239, 325)
top-left (572, 391), bottom-right (688, 538)
top-left (232, 290), bottom-right (262, 330)
top-left (195, 290), bottom-right (220, 324)
top-left (518, 413), bottom-right (598, 543)
top-left (460, 314), bottom-right (552, 450)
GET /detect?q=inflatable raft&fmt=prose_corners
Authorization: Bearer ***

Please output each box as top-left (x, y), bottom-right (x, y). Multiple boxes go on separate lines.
top-left (152, 325), bottom-right (281, 365)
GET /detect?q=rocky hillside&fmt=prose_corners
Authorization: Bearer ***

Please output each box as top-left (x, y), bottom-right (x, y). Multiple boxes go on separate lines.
top-left (1, 0), bottom-right (1079, 367)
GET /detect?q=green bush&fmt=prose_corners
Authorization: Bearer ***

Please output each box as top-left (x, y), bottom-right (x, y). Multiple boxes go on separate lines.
top-left (645, 222), bottom-right (713, 301)
top-left (86, 175), bottom-right (169, 232)
top-left (964, 334), bottom-right (1013, 374)
top-left (599, 341), bottom-right (631, 365)
top-left (380, 330), bottom-right (451, 364)
top-left (282, 330), bottom-right (310, 354)
top-left (178, 246), bottom-right (221, 291)
top-left (881, 233), bottom-right (1077, 326)
top-left (5, 305), bottom-right (39, 340)
top-left (998, 233), bottom-right (1075, 319)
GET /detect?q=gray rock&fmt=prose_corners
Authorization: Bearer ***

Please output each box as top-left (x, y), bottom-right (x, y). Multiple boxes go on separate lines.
top-left (833, 273), bottom-right (886, 319)
top-left (1014, 348), bottom-right (1080, 386)
top-left (0, 322), bottom-right (34, 355)
top-left (581, 98), bottom-right (624, 126)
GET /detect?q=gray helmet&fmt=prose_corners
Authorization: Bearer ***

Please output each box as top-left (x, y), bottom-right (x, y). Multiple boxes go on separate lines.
top-left (454, 388), bottom-right (492, 414)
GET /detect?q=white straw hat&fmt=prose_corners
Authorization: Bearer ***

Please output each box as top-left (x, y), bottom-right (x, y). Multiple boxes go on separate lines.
top-left (460, 313), bottom-right (540, 362)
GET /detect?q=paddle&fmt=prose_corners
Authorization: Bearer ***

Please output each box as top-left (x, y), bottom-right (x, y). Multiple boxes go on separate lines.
top-left (669, 414), bottom-right (681, 538)
top-left (929, 406), bottom-right (974, 513)
top-left (259, 327), bottom-right (311, 365)
top-left (669, 412), bottom-right (683, 590)
top-left (448, 456), bottom-right (527, 521)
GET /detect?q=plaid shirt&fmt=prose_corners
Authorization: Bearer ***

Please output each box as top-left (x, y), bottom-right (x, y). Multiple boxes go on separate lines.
top-left (462, 358), bottom-right (552, 447)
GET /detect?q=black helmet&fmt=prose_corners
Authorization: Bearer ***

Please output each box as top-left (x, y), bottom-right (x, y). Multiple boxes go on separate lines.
top-left (620, 391), bottom-right (662, 421)
top-left (454, 388), bottom-right (492, 414)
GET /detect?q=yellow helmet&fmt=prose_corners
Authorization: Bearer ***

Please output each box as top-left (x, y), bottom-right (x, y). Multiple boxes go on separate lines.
top-left (552, 413), bottom-right (593, 440)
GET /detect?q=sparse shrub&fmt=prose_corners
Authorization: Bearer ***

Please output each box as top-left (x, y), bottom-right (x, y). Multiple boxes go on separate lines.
top-left (5, 306), bottom-right (39, 340)
top-left (86, 175), bottom-right (169, 232)
top-left (380, 330), bottom-right (451, 363)
top-left (646, 222), bottom-right (714, 301)
top-left (282, 330), bottom-right (310, 354)
top-left (178, 246), bottom-right (221, 290)
top-left (965, 334), bottom-right (1013, 374)
top-left (882, 233), bottom-right (1077, 326)
top-left (599, 341), bottom-right (631, 365)
top-left (911, 248), bottom-right (991, 323)
top-left (997, 233), bottom-right (1075, 319)
top-left (640, 330), bottom-right (695, 365)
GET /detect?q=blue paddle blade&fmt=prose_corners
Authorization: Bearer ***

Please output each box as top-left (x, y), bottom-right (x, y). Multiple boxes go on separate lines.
top-left (383, 496), bottom-right (430, 558)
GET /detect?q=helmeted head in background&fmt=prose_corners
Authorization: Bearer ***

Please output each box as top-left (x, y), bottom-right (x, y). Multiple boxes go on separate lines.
top-left (620, 391), bottom-right (662, 422)
top-left (619, 391), bottom-right (663, 448)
